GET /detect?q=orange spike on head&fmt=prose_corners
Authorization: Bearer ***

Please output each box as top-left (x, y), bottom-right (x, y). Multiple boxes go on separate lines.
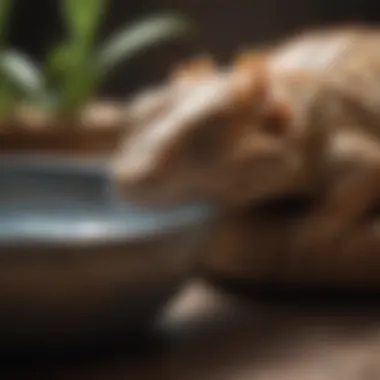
top-left (230, 51), bottom-right (270, 113)
top-left (230, 50), bottom-right (294, 137)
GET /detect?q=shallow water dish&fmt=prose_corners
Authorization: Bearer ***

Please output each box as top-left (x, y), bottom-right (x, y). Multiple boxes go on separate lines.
top-left (0, 155), bottom-right (215, 349)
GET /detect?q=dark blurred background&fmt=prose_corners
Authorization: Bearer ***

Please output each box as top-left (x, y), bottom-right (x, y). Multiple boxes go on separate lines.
top-left (8, 0), bottom-right (380, 97)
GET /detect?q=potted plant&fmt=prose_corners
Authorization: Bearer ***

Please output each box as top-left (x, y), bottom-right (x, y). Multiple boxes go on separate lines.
top-left (0, 1), bottom-right (219, 351)
top-left (0, 0), bottom-right (193, 156)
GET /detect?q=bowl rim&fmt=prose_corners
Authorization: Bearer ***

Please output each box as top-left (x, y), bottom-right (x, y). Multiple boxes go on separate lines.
top-left (0, 154), bottom-right (216, 247)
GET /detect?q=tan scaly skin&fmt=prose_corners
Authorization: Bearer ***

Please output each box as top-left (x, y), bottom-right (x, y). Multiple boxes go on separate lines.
top-left (112, 25), bottom-right (380, 254)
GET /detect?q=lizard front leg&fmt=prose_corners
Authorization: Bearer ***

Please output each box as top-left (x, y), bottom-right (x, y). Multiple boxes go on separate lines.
top-left (293, 131), bottom-right (380, 254)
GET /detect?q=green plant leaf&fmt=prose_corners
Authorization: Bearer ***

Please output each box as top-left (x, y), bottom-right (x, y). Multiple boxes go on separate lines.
top-left (48, 0), bottom-right (108, 116)
top-left (45, 43), bottom-right (78, 80)
top-left (96, 13), bottom-right (194, 75)
top-left (0, 76), bottom-right (15, 120)
top-left (61, 0), bottom-right (107, 45)
top-left (44, 10), bottom-right (193, 119)
top-left (45, 42), bottom-right (98, 115)
top-left (0, 0), bottom-right (13, 47)
top-left (55, 60), bottom-right (98, 115)
top-left (0, 50), bottom-right (45, 97)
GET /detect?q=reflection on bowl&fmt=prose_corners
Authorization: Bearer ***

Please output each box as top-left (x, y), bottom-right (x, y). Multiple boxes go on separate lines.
top-left (0, 155), bottom-right (216, 351)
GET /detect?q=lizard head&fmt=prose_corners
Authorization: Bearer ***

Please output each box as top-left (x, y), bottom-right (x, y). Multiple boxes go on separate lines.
top-left (124, 55), bottom-right (218, 127)
top-left (112, 55), bottom-right (302, 207)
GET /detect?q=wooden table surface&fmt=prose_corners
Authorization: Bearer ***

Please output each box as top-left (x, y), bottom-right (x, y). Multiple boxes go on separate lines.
top-left (4, 278), bottom-right (380, 380)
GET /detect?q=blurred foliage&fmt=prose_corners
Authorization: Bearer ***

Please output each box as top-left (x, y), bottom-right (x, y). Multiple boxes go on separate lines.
top-left (0, 0), bottom-right (15, 118)
top-left (0, 0), bottom-right (194, 122)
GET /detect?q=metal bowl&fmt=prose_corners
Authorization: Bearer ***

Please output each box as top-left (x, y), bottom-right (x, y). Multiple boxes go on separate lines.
top-left (0, 155), bottom-right (216, 350)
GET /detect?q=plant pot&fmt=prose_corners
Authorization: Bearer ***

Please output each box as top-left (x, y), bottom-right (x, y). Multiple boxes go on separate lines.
top-left (0, 101), bottom-right (128, 157)
top-left (0, 155), bottom-right (217, 352)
